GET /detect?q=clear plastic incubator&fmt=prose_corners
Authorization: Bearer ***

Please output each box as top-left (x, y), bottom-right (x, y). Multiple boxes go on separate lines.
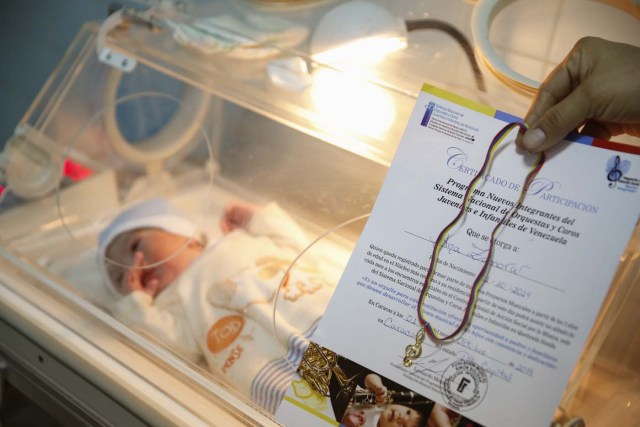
top-left (0, 0), bottom-right (639, 426)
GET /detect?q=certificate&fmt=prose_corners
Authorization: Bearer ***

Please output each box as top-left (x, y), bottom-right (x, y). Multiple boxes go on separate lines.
top-left (276, 84), bottom-right (640, 427)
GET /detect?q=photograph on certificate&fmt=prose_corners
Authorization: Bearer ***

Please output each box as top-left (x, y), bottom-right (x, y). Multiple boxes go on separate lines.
top-left (277, 342), bottom-right (484, 427)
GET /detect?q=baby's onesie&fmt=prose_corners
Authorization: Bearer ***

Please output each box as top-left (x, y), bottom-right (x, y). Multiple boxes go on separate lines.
top-left (111, 203), bottom-right (333, 413)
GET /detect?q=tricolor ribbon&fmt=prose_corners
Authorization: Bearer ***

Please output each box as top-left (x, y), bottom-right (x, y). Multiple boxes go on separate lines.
top-left (404, 122), bottom-right (545, 366)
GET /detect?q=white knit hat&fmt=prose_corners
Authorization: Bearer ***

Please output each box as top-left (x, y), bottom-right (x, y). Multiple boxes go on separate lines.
top-left (97, 198), bottom-right (204, 297)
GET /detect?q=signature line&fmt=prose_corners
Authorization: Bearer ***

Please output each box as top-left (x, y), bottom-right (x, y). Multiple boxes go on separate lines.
top-left (405, 231), bottom-right (563, 292)
top-left (399, 300), bottom-right (508, 366)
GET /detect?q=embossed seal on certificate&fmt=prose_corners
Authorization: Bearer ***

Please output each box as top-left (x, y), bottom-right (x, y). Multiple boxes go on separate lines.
top-left (440, 359), bottom-right (488, 411)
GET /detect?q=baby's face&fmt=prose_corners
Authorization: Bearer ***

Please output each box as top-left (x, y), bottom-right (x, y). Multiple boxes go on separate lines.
top-left (378, 404), bottom-right (421, 427)
top-left (105, 228), bottom-right (202, 297)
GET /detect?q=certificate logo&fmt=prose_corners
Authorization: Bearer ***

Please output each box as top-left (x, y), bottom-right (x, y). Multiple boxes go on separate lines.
top-left (421, 102), bottom-right (436, 127)
top-left (606, 155), bottom-right (639, 192)
top-left (440, 359), bottom-right (488, 411)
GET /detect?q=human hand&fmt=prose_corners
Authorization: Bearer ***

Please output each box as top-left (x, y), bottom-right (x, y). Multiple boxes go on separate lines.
top-left (427, 403), bottom-right (460, 427)
top-left (124, 251), bottom-right (160, 297)
top-left (517, 37), bottom-right (640, 152)
top-left (341, 409), bottom-right (366, 427)
top-left (220, 201), bottom-right (257, 234)
top-left (364, 373), bottom-right (388, 405)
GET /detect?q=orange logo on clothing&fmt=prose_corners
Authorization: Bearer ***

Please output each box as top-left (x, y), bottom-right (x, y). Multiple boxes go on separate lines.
top-left (207, 315), bottom-right (245, 353)
top-left (222, 344), bottom-right (244, 374)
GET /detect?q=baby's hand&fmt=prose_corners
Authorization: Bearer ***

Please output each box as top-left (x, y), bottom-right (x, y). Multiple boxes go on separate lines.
top-left (427, 403), bottom-right (459, 427)
top-left (341, 409), bottom-right (366, 427)
top-left (220, 202), bottom-right (257, 234)
top-left (125, 252), bottom-right (159, 297)
top-left (364, 373), bottom-right (388, 405)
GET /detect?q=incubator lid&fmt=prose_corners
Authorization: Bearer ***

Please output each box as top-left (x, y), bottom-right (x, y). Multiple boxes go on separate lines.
top-left (2, 1), bottom-right (636, 206)
top-left (86, 0), bottom-right (640, 172)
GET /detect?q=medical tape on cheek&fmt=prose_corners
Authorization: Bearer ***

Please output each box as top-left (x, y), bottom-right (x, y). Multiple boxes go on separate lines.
top-left (403, 122), bottom-right (545, 366)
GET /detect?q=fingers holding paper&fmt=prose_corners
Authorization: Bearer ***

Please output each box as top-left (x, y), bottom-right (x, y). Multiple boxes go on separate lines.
top-left (517, 37), bottom-right (640, 152)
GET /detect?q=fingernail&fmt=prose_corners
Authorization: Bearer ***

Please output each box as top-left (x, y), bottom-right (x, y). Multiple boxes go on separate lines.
top-left (524, 114), bottom-right (537, 128)
top-left (522, 128), bottom-right (546, 150)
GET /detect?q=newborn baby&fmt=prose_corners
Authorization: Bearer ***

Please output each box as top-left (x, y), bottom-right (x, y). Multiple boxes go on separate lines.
top-left (98, 198), bottom-right (332, 413)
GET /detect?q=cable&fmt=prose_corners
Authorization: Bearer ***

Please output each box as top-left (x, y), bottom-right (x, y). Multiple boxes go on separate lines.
top-left (272, 212), bottom-right (370, 371)
top-left (406, 19), bottom-right (487, 92)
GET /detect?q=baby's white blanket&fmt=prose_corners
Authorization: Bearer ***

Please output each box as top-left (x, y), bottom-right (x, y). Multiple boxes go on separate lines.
top-left (112, 203), bottom-right (332, 413)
